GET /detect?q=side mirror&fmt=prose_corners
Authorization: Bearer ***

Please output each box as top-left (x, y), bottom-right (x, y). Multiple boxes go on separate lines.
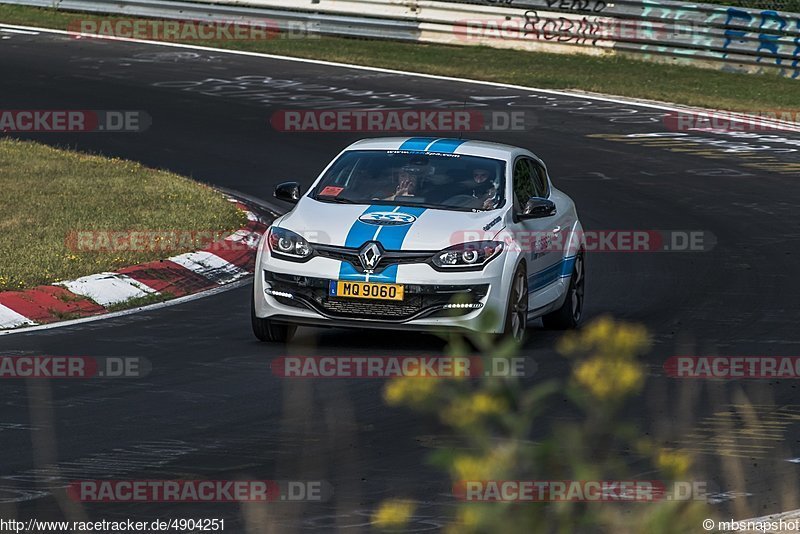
top-left (274, 182), bottom-right (301, 204)
top-left (520, 197), bottom-right (556, 219)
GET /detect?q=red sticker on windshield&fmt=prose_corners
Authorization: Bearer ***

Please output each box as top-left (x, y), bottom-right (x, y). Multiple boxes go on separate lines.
top-left (320, 186), bottom-right (344, 197)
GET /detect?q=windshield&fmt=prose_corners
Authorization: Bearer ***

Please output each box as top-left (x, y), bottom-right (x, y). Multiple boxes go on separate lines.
top-left (310, 150), bottom-right (506, 212)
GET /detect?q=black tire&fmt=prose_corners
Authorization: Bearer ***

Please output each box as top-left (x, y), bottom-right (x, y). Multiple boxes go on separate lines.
top-left (542, 253), bottom-right (585, 330)
top-left (499, 264), bottom-right (529, 344)
top-left (251, 288), bottom-right (296, 343)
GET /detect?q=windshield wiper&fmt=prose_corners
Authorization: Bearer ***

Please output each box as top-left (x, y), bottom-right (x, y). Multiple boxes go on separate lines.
top-left (315, 197), bottom-right (477, 212)
top-left (313, 196), bottom-right (360, 204)
top-left (387, 201), bottom-right (475, 212)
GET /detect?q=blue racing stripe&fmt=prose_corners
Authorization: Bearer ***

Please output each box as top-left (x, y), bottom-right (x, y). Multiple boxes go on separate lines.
top-left (528, 256), bottom-right (577, 292)
top-left (338, 261), bottom-right (365, 281)
top-left (399, 137), bottom-right (438, 151)
top-left (528, 263), bottom-right (562, 292)
top-left (560, 256), bottom-right (577, 277)
top-left (372, 207), bottom-right (427, 251)
top-left (343, 205), bottom-right (385, 249)
top-left (338, 206), bottom-right (384, 282)
top-left (364, 264), bottom-right (398, 284)
top-left (369, 207), bottom-right (427, 282)
top-left (337, 206), bottom-right (427, 283)
top-left (426, 138), bottom-right (467, 153)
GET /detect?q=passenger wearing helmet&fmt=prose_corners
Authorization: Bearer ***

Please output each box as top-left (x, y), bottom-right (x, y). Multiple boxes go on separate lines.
top-left (456, 166), bottom-right (499, 209)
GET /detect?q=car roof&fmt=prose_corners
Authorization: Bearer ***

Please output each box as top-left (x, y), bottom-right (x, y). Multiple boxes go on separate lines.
top-left (345, 137), bottom-right (530, 160)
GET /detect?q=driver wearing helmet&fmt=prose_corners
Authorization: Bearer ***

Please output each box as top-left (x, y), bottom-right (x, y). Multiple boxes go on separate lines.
top-left (462, 166), bottom-right (498, 209)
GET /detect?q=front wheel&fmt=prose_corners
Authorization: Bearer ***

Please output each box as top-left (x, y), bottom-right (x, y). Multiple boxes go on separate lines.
top-left (542, 254), bottom-right (585, 330)
top-left (251, 289), bottom-right (296, 342)
top-left (499, 265), bottom-right (528, 344)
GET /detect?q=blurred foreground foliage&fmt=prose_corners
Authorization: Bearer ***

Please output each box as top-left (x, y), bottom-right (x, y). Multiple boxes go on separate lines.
top-left (375, 316), bottom-right (710, 533)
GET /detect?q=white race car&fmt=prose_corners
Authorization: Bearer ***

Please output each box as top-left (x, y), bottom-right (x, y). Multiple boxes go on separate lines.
top-left (252, 137), bottom-right (586, 343)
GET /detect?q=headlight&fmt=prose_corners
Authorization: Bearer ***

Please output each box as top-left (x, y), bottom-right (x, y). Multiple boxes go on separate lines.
top-left (431, 241), bottom-right (504, 270)
top-left (267, 227), bottom-right (313, 261)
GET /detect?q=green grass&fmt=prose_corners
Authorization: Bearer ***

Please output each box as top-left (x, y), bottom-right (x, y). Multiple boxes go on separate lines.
top-left (105, 291), bottom-right (176, 312)
top-left (1, 5), bottom-right (799, 112)
top-left (0, 139), bottom-right (247, 291)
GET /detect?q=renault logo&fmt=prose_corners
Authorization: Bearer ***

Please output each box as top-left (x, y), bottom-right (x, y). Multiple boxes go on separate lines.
top-left (358, 242), bottom-right (383, 273)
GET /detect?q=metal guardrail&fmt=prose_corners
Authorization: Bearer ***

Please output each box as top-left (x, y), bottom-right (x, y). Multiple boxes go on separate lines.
top-left (2, 0), bottom-right (798, 78)
top-left (0, 0), bottom-right (421, 40)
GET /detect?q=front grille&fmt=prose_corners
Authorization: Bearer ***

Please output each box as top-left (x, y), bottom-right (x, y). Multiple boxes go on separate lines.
top-left (321, 299), bottom-right (422, 319)
top-left (314, 243), bottom-right (433, 274)
top-left (265, 272), bottom-right (488, 322)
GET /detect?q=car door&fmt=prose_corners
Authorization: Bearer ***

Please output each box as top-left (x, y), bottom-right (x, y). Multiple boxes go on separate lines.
top-left (511, 157), bottom-right (563, 311)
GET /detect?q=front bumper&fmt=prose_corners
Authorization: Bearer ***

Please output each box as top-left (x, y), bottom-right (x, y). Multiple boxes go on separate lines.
top-left (253, 251), bottom-right (513, 334)
top-left (265, 271), bottom-right (488, 321)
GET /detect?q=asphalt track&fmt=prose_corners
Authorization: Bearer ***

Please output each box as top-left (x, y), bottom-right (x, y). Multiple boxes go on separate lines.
top-left (2, 27), bottom-right (800, 531)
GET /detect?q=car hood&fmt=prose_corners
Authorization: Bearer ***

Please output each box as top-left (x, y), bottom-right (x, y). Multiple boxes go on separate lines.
top-left (277, 198), bottom-right (507, 250)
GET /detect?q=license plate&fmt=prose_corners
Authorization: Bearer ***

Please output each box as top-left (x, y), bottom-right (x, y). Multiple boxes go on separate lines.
top-left (329, 281), bottom-right (404, 301)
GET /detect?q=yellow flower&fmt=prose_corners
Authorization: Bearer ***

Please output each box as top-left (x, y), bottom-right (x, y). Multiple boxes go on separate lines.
top-left (656, 448), bottom-right (692, 479)
top-left (372, 499), bottom-right (415, 528)
top-left (557, 316), bottom-right (649, 360)
top-left (573, 357), bottom-right (643, 401)
top-left (453, 455), bottom-right (490, 482)
top-left (442, 392), bottom-right (507, 428)
top-left (452, 443), bottom-right (516, 481)
top-left (383, 377), bottom-right (439, 407)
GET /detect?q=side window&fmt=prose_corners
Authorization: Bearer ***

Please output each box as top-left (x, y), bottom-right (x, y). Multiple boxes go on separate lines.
top-left (531, 160), bottom-right (550, 198)
top-left (513, 158), bottom-right (536, 211)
